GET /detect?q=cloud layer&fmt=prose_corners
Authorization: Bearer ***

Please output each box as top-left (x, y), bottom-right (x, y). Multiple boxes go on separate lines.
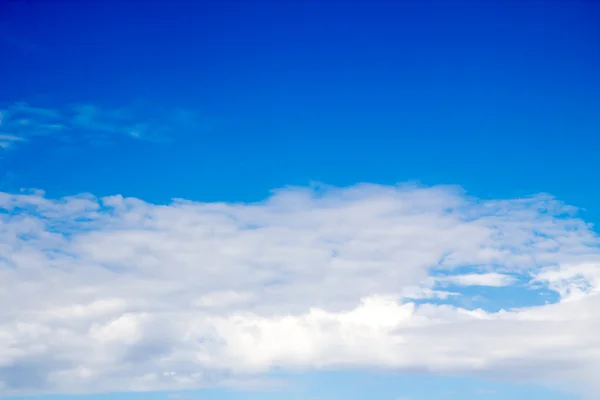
top-left (0, 184), bottom-right (599, 396)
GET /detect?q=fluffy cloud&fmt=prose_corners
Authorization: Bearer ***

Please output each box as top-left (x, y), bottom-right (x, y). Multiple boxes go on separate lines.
top-left (0, 183), bottom-right (599, 396)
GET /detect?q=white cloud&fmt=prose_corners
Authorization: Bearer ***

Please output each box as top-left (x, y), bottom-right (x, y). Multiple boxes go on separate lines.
top-left (435, 272), bottom-right (517, 287)
top-left (0, 183), bottom-right (599, 397)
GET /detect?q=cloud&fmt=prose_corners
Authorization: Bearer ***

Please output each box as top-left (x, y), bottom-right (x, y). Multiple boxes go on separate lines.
top-left (435, 272), bottom-right (517, 287)
top-left (0, 101), bottom-right (200, 149)
top-left (0, 183), bottom-right (599, 397)
top-left (0, 134), bottom-right (25, 149)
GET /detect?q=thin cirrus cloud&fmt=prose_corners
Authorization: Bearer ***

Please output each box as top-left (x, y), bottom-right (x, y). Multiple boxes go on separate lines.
top-left (0, 134), bottom-right (25, 149)
top-left (1, 183), bottom-right (600, 397)
top-left (0, 101), bottom-right (199, 149)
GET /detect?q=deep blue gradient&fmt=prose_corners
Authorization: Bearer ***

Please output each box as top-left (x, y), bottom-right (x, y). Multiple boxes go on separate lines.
top-left (2, 1), bottom-right (599, 213)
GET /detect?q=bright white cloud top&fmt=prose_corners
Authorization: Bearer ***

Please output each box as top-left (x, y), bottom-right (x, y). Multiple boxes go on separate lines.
top-left (1, 184), bottom-right (599, 396)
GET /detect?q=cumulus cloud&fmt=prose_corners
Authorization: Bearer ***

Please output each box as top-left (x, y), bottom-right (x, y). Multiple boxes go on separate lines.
top-left (0, 101), bottom-right (200, 149)
top-left (0, 183), bottom-right (599, 396)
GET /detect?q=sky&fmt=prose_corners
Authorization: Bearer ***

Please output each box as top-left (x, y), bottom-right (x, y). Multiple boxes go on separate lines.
top-left (0, 0), bottom-right (599, 399)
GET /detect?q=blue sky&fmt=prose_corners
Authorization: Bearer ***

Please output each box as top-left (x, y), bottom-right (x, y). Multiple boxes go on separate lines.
top-left (0, 1), bottom-right (599, 399)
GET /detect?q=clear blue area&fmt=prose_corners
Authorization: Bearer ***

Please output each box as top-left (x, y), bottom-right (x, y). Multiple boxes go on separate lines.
top-left (1, 0), bottom-right (599, 217)
top-left (3, 371), bottom-right (578, 400)
top-left (1, 0), bottom-right (598, 399)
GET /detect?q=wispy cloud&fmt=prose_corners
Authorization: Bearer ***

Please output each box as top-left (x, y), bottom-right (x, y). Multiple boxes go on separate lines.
top-left (0, 134), bottom-right (26, 149)
top-left (0, 101), bottom-right (200, 149)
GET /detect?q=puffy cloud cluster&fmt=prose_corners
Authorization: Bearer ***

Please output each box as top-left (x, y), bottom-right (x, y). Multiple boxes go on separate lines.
top-left (0, 183), bottom-right (599, 396)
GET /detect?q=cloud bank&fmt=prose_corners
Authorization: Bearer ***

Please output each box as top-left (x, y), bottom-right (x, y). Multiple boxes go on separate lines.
top-left (0, 183), bottom-right (599, 396)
